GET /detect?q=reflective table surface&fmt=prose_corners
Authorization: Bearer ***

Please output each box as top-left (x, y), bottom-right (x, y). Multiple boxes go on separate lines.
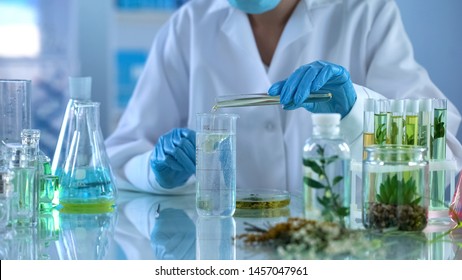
top-left (1, 190), bottom-right (461, 260)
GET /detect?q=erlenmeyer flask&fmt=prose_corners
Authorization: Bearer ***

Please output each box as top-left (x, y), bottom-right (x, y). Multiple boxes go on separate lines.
top-left (56, 101), bottom-right (117, 211)
top-left (52, 77), bottom-right (91, 179)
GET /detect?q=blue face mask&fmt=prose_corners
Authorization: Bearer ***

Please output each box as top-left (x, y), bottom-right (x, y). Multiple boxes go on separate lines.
top-left (228, 0), bottom-right (281, 14)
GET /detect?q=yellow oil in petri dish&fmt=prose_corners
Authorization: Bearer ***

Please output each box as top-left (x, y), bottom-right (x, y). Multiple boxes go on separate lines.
top-left (235, 189), bottom-right (290, 209)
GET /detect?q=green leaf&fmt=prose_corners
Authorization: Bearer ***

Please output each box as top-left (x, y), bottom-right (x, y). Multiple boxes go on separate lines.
top-left (411, 197), bottom-right (421, 205)
top-left (336, 207), bottom-right (350, 217)
top-left (317, 196), bottom-right (330, 207)
top-left (304, 177), bottom-right (325, 189)
top-left (303, 159), bottom-right (323, 176)
top-left (325, 155), bottom-right (339, 166)
top-left (332, 176), bottom-right (343, 186)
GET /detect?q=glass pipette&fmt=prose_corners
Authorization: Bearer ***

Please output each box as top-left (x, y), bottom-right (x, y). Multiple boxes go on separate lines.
top-left (213, 93), bottom-right (332, 111)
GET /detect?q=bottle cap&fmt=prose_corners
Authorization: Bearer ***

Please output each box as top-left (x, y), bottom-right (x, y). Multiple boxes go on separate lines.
top-left (69, 76), bottom-right (92, 100)
top-left (312, 113), bottom-right (341, 126)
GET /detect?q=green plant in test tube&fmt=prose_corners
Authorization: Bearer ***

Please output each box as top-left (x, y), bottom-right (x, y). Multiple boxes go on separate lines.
top-left (430, 99), bottom-right (447, 209)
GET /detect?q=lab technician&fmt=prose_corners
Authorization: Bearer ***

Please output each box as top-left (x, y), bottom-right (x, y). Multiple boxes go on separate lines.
top-left (105, 0), bottom-right (462, 194)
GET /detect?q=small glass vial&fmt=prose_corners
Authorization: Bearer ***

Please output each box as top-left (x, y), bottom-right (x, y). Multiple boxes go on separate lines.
top-left (363, 145), bottom-right (429, 231)
top-left (303, 113), bottom-right (351, 227)
top-left (6, 143), bottom-right (36, 227)
top-left (0, 170), bottom-right (14, 230)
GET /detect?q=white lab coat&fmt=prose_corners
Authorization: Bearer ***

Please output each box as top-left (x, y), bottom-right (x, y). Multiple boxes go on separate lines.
top-left (105, 0), bottom-right (462, 195)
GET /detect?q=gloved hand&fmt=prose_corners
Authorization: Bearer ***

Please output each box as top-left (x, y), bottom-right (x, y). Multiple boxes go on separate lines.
top-left (268, 60), bottom-right (357, 118)
top-left (150, 128), bottom-right (196, 188)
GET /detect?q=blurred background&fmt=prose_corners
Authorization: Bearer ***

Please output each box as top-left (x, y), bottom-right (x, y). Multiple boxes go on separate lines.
top-left (0, 0), bottom-right (461, 157)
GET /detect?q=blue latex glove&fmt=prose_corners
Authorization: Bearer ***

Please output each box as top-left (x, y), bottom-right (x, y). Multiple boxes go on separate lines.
top-left (268, 60), bottom-right (357, 118)
top-left (150, 128), bottom-right (196, 188)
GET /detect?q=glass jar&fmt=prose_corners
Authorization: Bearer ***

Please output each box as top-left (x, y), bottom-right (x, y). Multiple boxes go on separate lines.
top-left (363, 145), bottom-right (429, 231)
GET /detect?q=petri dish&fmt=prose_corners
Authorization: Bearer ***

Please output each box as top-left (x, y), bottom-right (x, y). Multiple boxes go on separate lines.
top-left (235, 189), bottom-right (291, 209)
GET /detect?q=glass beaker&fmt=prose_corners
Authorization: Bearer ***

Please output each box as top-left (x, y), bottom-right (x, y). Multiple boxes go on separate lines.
top-left (56, 101), bottom-right (117, 212)
top-left (0, 79), bottom-right (31, 144)
top-left (363, 145), bottom-right (429, 231)
top-left (196, 113), bottom-right (238, 217)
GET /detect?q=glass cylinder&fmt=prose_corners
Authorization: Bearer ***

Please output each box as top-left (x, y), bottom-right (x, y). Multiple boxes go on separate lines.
top-left (363, 145), bottom-right (429, 231)
top-left (196, 113), bottom-right (238, 217)
top-left (55, 101), bottom-right (117, 212)
top-left (0, 79), bottom-right (31, 144)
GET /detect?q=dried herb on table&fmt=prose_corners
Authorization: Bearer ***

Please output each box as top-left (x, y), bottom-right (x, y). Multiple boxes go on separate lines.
top-left (236, 218), bottom-right (381, 260)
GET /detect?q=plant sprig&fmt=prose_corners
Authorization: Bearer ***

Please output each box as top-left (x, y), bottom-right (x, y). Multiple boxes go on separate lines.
top-left (303, 145), bottom-right (349, 226)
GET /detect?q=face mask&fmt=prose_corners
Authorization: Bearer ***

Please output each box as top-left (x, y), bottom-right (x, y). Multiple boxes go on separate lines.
top-left (228, 0), bottom-right (281, 14)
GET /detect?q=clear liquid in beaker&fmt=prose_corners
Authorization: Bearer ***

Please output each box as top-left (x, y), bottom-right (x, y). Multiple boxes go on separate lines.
top-left (196, 131), bottom-right (236, 217)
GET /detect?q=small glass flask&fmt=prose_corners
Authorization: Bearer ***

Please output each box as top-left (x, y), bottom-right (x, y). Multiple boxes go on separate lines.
top-left (55, 101), bottom-right (117, 212)
top-left (363, 145), bottom-right (429, 231)
top-left (0, 169), bottom-right (14, 230)
top-left (303, 113), bottom-right (351, 227)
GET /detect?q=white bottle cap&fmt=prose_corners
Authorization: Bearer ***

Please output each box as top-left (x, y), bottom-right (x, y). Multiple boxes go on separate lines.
top-left (69, 76), bottom-right (92, 100)
top-left (312, 113), bottom-right (341, 126)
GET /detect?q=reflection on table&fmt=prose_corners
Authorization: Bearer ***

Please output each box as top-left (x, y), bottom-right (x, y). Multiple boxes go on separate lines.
top-left (0, 190), bottom-right (460, 260)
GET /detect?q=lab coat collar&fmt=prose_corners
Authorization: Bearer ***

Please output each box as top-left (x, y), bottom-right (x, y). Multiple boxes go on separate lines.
top-left (221, 0), bottom-right (313, 70)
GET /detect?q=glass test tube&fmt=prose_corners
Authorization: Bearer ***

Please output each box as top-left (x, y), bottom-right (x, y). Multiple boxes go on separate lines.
top-left (430, 99), bottom-right (447, 209)
top-left (374, 99), bottom-right (388, 145)
top-left (405, 99), bottom-right (419, 146)
top-left (418, 99), bottom-right (432, 159)
top-left (389, 99), bottom-right (404, 145)
top-left (363, 99), bottom-right (375, 159)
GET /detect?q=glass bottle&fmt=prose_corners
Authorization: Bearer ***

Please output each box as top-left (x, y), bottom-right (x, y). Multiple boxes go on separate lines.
top-left (20, 129), bottom-right (40, 225)
top-left (55, 101), bottom-right (117, 212)
top-left (0, 169), bottom-right (14, 230)
top-left (6, 143), bottom-right (36, 227)
top-left (303, 113), bottom-right (351, 227)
